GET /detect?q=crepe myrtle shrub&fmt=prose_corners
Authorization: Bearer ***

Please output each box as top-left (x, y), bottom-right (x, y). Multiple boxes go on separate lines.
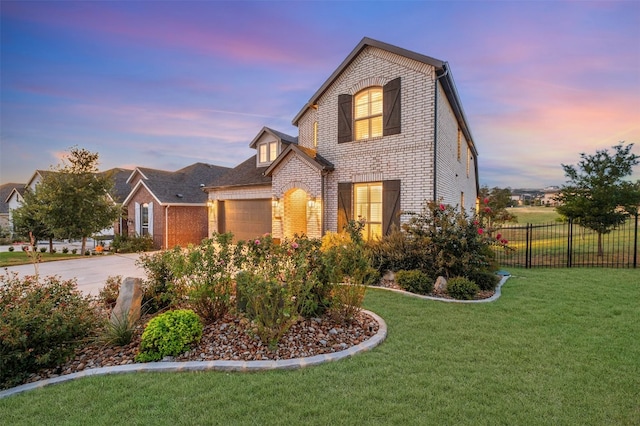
top-left (137, 248), bottom-right (185, 314)
top-left (400, 201), bottom-right (503, 279)
top-left (395, 269), bottom-right (434, 295)
top-left (446, 276), bottom-right (480, 300)
top-left (0, 272), bottom-right (98, 389)
top-left (171, 233), bottom-right (244, 323)
top-left (135, 309), bottom-right (203, 362)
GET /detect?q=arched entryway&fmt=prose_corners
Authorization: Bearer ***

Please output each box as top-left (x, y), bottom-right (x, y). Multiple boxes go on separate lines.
top-left (283, 188), bottom-right (307, 238)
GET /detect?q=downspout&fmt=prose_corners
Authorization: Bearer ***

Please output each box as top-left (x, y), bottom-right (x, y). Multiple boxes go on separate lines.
top-left (321, 171), bottom-right (326, 235)
top-left (433, 63), bottom-right (449, 202)
top-left (165, 205), bottom-right (170, 249)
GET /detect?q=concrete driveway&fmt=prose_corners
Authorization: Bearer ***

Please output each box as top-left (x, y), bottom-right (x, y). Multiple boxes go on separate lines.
top-left (2, 253), bottom-right (148, 296)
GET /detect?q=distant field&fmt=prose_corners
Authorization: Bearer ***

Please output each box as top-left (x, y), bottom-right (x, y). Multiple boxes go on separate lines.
top-left (507, 206), bottom-right (561, 224)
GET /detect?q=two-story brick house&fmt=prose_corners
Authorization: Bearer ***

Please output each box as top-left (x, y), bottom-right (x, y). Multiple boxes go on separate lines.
top-left (206, 37), bottom-right (479, 241)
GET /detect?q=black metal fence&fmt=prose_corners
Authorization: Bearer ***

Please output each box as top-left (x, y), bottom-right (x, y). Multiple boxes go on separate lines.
top-left (492, 215), bottom-right (639, 268)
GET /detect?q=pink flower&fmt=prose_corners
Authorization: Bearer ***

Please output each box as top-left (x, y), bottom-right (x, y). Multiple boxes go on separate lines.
top-left (439, 204), bottom-right (446, 211)
top-left (496, 233), bottom-right (502, 240)
top-left (291, 242), bottom-right (299, 249)
top-left (483, 197), bottom-right (489, 205)
top-left (484, 207), bottom-right (492, 213)
top-left (501, 239), bottom-right (508, 244)
top-left (473, 220), bottom-right (479, 225)
top-left (477, 228), bottom-right (484, 235)
top-left (254, 239), bottom-right (261, 245)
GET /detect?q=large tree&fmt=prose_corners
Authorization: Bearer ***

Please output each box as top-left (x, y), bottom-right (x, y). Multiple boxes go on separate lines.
top-left (10, 187), bottom-right (54, 251)
top-left (34, 147), bottom-right (121, 255)
top-left (555, 142), bottom-right (640, 256)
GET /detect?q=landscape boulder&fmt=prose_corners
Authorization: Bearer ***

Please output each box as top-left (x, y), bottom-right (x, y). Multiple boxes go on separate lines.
top-left (110, 277), bottom-right (143, 325)
top-left (433, 276), bottom-right (447, 295)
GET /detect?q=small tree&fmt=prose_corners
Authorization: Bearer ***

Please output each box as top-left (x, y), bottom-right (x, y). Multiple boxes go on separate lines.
top-left (35, 147), bottom-right (121, 254)
top-left (10, 187), bottom-right (54, 251)
top-left (555, 142), bottom-right (640, 256)
top-left (478, 186), bottom-right (518, 233)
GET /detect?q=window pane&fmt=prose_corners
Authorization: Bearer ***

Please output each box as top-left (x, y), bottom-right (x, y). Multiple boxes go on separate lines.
top-left (370, 89), bottom-right (383, 115)
top-left (369, 204), bottom-right (382, 222)
top-left (370, 224), bottom-right (382, 240)
top-left (355, 119), bottom-right (369, 140)
top-left (371, 116), bottom-right (383, 138)
top-left (355, 203), bottom-right (367, 219)
top-left (369, 184), bottom-right (382, 202)
top-left (269, 142), bottom-right (277, 161)
top-left (355, 185), bottom-right (369, 202)
top-left (259, 145), bottom-right (267, 163)
top-left (354, 101), bottom-right (369, 119)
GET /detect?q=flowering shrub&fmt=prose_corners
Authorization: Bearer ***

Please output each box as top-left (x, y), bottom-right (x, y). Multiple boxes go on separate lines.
top-left (371, 201), bottom-right (508, 286)
top-left (0, 273), bottom-right (98, 389)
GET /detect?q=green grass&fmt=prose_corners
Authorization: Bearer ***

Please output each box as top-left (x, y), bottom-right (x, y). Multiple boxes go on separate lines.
top-left (0, 251), bottom-right (83, 267)
top-left (2, 268), bottom-right (638, 425)
top-left (508, 206), bottom-right (561, 224)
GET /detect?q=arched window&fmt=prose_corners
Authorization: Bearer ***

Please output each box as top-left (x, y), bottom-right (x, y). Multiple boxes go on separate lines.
top-left (354, 87), bottom-right (383, 140)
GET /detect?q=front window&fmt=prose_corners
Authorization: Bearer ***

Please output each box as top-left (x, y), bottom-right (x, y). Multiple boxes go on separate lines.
top-left (354, 87), bottom-right (383, 140)
top-left (354, 182), bottom-right (382, 240)
top-left (141, 203), bottom-right (149, 236)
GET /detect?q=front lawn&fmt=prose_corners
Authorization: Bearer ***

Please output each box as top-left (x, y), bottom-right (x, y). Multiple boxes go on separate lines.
top-left (0, 251), bottom-right (84, 267)
top-left (1, 268), bottom-right (638, 424)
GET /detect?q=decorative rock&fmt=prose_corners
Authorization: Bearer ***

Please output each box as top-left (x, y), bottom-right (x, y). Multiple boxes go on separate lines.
top-left (110, 277), bottom-right (143, 325)
top-left (434, 276), bottom-right (447, 295)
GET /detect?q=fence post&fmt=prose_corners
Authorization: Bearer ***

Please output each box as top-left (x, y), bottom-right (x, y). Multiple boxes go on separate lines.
top-left (525, 223), bottom-right (531, 269)
top-left (634, 213), bottom-right (638, 269)
top-left (567, 218), bottom-right (573, 268)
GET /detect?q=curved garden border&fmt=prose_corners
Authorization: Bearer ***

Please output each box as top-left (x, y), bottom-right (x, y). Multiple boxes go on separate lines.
top-left (372, 274), bottom-right (511, 303)
top-left (0, 309), bottom-right (387, 399)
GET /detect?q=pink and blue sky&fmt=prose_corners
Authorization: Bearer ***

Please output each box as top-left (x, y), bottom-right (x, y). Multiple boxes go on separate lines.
top-left (1, 1), bottom-right (639, 188)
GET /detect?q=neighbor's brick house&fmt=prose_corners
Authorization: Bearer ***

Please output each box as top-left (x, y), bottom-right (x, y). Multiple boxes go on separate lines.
top-left (206, 37), bottom-right (479, 241)
top-left (123, 163), bottom-right (229, 249)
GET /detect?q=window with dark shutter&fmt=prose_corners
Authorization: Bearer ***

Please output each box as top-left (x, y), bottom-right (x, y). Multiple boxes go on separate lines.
top-left (382, 180), bottom-right (401, 235)
top-left (337, 94), bottom-right (353, 143)
top-left (337, 182), bottom-right (352, 232)
top-left (383, 78), bottom-right (401, 136)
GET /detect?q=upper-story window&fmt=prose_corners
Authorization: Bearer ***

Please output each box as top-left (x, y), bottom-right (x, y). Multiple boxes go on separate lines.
top-left (338, 77), bottom-right (401, 144)
top-left (259, 142), bottom-right (278, 164)
top-left (354, 87), bottom-right (383, 140)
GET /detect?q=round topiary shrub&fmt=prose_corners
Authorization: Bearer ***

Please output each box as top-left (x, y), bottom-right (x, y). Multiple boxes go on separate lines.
top-left (467, 270), bottom-right (500, 291)
top-left (7, 246), bottom-right (14, 252)
top-left (446, 277), bottom-right (479, 300)
top-left (395, 269), bottom-right (434, 295)
top-left (39, 247), bottom-right (47, 253)
top-left (136, 309), bottom-right (203, 362)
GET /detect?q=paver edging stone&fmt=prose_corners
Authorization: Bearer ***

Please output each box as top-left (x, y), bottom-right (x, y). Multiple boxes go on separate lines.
top-left (0, 309), bottom-right (387, 399)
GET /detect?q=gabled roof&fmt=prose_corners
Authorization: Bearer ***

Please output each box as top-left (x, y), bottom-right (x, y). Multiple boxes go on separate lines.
top-left (123, 163), bottom-right (230, 205)
top-left (291, 37), bottom-right (477, 157)
top-left (249, 126), bottom-right (298, 149)
top-left (1, 183), bottom-right (25, 213)
top-left (264, 145), bottom-right (334, 177)
top-left (100, 168), bottom-right (133, 203)
top-left (204, 155), bottom-right (272, 190)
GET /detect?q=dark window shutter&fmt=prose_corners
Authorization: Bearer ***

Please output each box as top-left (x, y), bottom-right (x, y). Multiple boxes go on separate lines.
top-left (382, 180), bottom-right (401, 235)
top-left (383, 78), bottom-right (401, 136)
top-left (337, 94), bottom-right (353, 143)
top-left (337, 182), bottom-right (352, 232)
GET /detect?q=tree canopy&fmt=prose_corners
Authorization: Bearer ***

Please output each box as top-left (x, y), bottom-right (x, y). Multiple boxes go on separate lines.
top-left (555, 142), bottom-right (640, 255)
top-left (14, 147), bottom-right (121, 254)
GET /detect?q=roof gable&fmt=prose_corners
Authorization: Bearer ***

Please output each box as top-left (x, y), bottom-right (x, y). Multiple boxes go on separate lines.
top-left (264, 145), bottom-right (334, 177)
top-left (249, 126), bottom-right (298, 149)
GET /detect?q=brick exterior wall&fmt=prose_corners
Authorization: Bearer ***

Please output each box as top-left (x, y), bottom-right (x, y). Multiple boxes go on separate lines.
top-left (297, 46), bottom-right (441, 233)
top-left (434, 83), bottom-right (478, 212)
top-left (165, 205), bottom-right (208, 248)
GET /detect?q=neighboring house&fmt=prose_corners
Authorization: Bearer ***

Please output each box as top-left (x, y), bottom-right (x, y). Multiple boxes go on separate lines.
top-left (123, 162), bottom-right (230, 249)
top-left (206, 37), bottom-right (479, 241)
top-left (1, 182), bottom-right (26, 236)
top-left (5, 168), bottom-right (132, 240)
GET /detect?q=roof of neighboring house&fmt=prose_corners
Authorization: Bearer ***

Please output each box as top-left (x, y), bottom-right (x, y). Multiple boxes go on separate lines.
top-left (291, 37), bottom-right (477, 157)
top-left (100, 168), bottom-right (133, 203)
top-left (205, 156), bottom-right (272, 190)
top-left (124, 163), bottom-right (231, 205)
top-left (264, 145), bottom-right (334, 177)
top-left (1, 183), bottom-right (26, 213)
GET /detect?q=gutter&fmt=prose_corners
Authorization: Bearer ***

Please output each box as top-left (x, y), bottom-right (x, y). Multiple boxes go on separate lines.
top-left (433, 64), bottom-right (450, 201)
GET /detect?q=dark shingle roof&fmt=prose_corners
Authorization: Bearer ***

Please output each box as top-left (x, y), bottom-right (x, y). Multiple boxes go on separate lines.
top-left (139, 163), bottom-right (230, 204)
top-left (206, 156), bottom-right (271, 189)
top-left (1, 183), bottom-right (25, 213)
top-left (100, 168), bottom-right (133, 203)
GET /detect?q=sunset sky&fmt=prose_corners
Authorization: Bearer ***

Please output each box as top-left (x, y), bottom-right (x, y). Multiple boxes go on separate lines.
top-left (1, 1), bottom-right (639, 188)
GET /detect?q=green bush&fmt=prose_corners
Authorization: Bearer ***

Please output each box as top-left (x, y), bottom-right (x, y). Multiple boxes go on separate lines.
top-left (447, 277), bottom-right (479, 300)
top-left (62, 247), bottom-right (69, 254)
top-left (395, 270), bottom-right (434, 295)
top-left (111, 234), bottom-right (154, 253)
top-left (467, 270), bottom-right (500, 291)
top-left (71, 248), bottom-right (77, 254)
top-left (0, 273), bottom-right (98, 389)
top-left (137, 248), bottom-right (184, 314)
top-left (39, 247), bottom-right (47, 253)
top-left (8, 246), bottom-right (15, 252)
top-left (136, 309), bottom-right (202, 362)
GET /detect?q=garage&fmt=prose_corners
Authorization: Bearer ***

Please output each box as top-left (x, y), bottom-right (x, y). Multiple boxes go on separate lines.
top-left (218, 199), bottom-right (272, 241)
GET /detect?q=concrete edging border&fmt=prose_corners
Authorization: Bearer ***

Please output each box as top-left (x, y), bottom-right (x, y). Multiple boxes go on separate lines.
top-left (0, 309), bottom-right (387, 399)
top-left (370, 274), bottom-right (510, 303)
